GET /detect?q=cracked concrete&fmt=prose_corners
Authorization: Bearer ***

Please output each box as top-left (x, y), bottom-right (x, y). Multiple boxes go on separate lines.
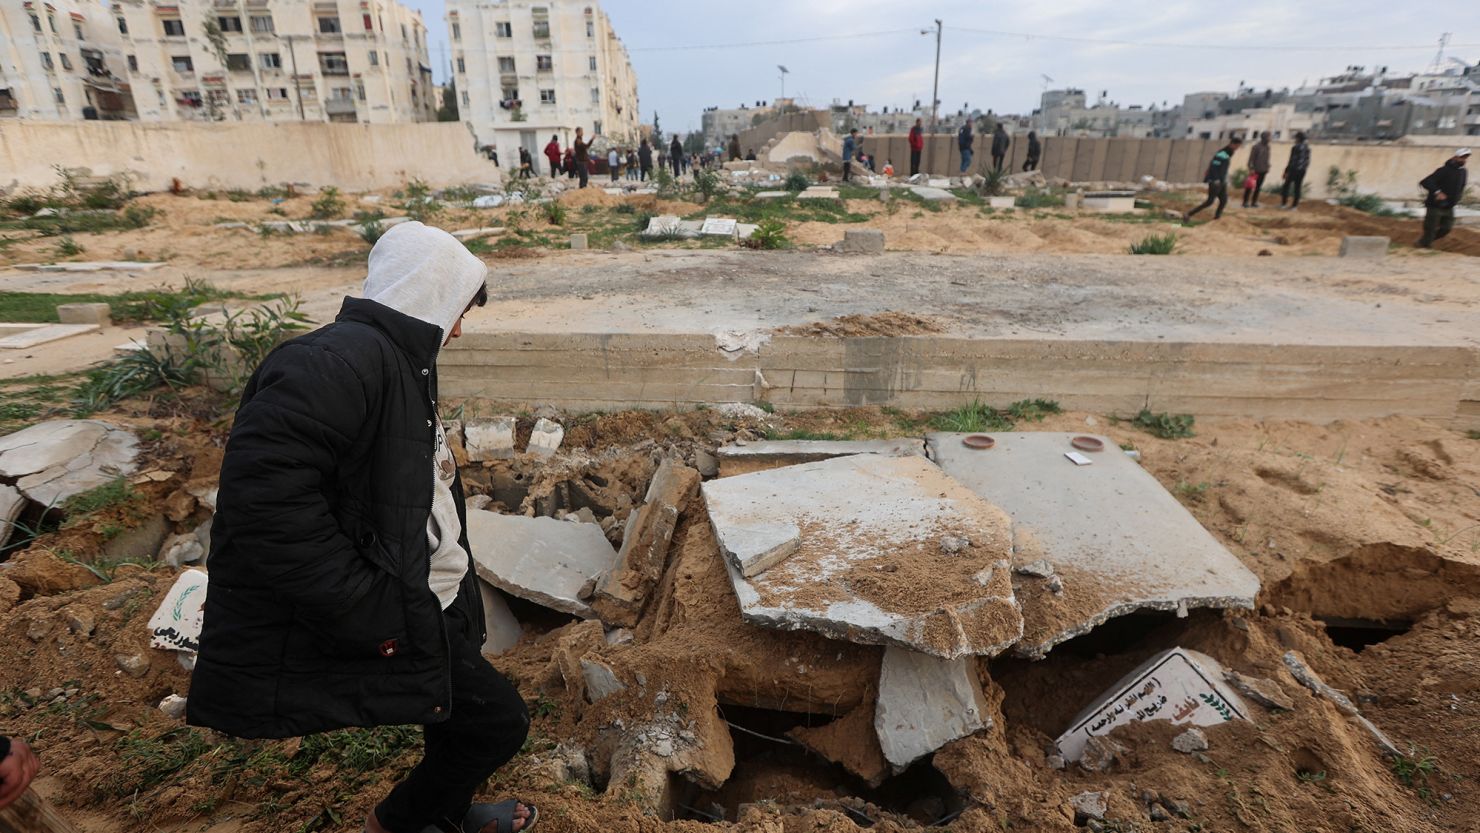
top-left (0, 420), bottom-right (140, 508)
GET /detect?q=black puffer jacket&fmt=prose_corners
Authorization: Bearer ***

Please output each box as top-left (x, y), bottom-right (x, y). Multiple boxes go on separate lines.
top-left (1420, 160), bottom-right (1468, 209)
top-left (188, 298), bottom-right (484, 739)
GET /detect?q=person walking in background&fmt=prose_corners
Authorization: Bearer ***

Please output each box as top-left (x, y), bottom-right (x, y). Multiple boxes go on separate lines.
top-left (516, 147), bottom-right (532, 179)
top-left (842, 128), bottom-right (859, 182)
top-left (991, 123), bottom-right (1010, 172)
top-left (573, 127), bottom-right (593, 189)
top-left (728, 134), bottom-right (742, 161)
top-left (908, 118), bottom-right (925, 177)
top-left (1183, 136), bottom-right (1243, 222)
top-left (957, 121), bottom-right (974, 173)
top-left (608, 147), bottom-right (620, 182)
top-left (1417, 148), bottom-right (1470, 248)
top-left (670, 135), bottom-right (683, 178)
top-left (1024, 131), bottom-right (1041, 172)
top-left (626, 149), bottom-right (638, 180)
top-left (543, 134), bottom-right (560, 179)
top-left (1280, 132), bottom-right (1310, 210)
top-left (1243, 131), bottom-right (1272, 208)
top-left (562, 147), bottom-right (575, 179)
top-left (638, 139), bottom-right (653, 181)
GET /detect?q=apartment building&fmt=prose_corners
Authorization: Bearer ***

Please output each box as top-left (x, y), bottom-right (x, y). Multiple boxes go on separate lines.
top-left (0, 1), bottom-right (133, 120)
top-left (701, 100), bottom-right (787, 146)
top-left (112, 0), bottom-right (436, 124)
top-left (448, 0), bottom-right (639, 172)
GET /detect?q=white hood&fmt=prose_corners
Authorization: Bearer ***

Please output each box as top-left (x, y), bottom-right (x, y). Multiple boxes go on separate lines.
top-left (362, 221), bottom-right (487, 344)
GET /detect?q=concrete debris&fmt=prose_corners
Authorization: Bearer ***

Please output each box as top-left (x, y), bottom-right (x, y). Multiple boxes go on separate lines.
top-left (148, 568), bottom-right (208, 653)
top-left (1171, 727), bottom-right (1209, 753)
top-left (928, 432), bottom-right (1260, 658)
top-left (472, 194), bottom-right (506, 208)
top-left (1045, 752), bottom-right (1067, 770)
top-left (837, 228), bottom-right (885, 254)
top-left (592, 459), bottom-right (701, 626)
top-left (466, 509), bottom-right (620, 618)
top-left (476, 578), bottom-right (523, 655)
top-left (0, 323), bottom-right (100, 350)
top-left (115, 653), bottom-right (149, 678)
top-left (0, 419), bottom-right (141, 508)
top-left (1055, 648), bottom-right (1249, 763)
top-left (57, 303), bottom-right (111, 326)
top-left (704, 454), bottom-right (1022, 658)
top-left (464, 417), bottom-right (516, 461)
top-left (1004, 170), bottom-right (1048, 188)
top-left (11, 261), bottom-right (165, 273)
top-left (1070, 791), bottom-right (1107, 822)
top-left (1014, 559), bottom-right (1055, 578)
top-left (158, 694), bottom-right (188, 720)
top-left (0, 484), bottom-right (23, 549)
top-left (713, 402), bottom-right (773, 421)
top-left (1281, 650), bottom-right (1401, 757)
top-left (528, 417), bottom-right (565, 458)
top-left (1224, 670), bottom-right (1295, 711)
top-left (715, 438), bottom-right (925, 477)
top-left (1339, 236), bottom-right (1390, 258)
top-left (450, 227), bottom-right (504, 241)
top-left (692, 449), bottom-right (719, 478)
top-left (939, 535), bottom-right (970, 554)
top-left (1078, 735), bottom-right (1128, 773)
top-left (874, 647), bottom-right (992, 772)
top-left (158, 531), bottom-right (204, 568)
top-left (580, 658), bottom-right (626, 702)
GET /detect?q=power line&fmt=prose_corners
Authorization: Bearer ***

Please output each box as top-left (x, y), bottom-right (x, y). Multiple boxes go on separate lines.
top-left (627, 28), bottom-right (918, 52)
top-left (947, 25), bottom-right (1480, 53)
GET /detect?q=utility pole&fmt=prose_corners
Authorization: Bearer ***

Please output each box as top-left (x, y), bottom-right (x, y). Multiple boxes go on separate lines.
top-left (285, 34), bottom-right (305, 120)
top-left (923, 19), bottom-right (942, 175)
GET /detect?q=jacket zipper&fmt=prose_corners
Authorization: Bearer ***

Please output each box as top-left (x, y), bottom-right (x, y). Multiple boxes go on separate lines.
top-left (422, 364), bottom-right (453, 719)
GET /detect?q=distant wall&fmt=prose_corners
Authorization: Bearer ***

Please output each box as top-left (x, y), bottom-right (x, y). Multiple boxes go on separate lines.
top-left (0, 120), bottom-right (501, 192)
top-left (853, 133), bottom-right (1457, 200)
top-left (736, 111), bottom-right (831, 156)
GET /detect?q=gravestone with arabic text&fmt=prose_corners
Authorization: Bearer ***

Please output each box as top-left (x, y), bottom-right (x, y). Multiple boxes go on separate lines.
top-left (148, 568), bottom-right (208, 654)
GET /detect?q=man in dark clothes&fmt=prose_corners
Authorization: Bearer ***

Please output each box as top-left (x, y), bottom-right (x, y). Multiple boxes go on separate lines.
top-left (638, 138), bottom-right (653, 181)
top-left (0, 735), bottom-right (38, 809)
top-left (727, 134), bottom-right (742, 161)
top-left (1184, 137), bottom-right (1243, 222)
top-left (908, 118), bottom-right (925, 177)
top-left (670, 135), bottom-right (684, 177)
top-left (1280, 131), bottom-right (1310, 210)
top-left (1243, 131), bottom-right (1272, 208)
top-left (991, 124), bottom-right (1010, 172)
top-left (572, 126), bottom-right (593, 189)
top-left (188, 222), bottom-right (536, 833)
top-left (1023, 131), bottom-right (1041, 172)
top-left (957, 121), bottom-right (974, 173)
top-left (842, 129), bottom-right (859, 182)
top-left (1417, 148), bottom-right (1470, 248)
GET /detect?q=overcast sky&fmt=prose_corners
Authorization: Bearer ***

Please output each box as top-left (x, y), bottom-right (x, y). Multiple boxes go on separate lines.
top-left (406, 1), bottom-right (1476, 134)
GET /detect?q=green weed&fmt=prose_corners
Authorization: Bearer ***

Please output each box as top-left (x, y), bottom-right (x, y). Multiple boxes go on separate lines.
top-left (308, 186), bottom-right (345, 219)
top-left (55, 236), bottom-right (84, 257)
top-left (1391, 747), bottom-right (1438, 788)
top-left (742, 218), bottom-right (788, 250)
top-left (61, 477), bottom-right (140, 517)
top-left (784, 171), bottom-right (810, 192)
top-left (930, 400), bottom-right (1016, 433)
top-left (543, 200), bottom-right (568, 226)
top-left (1129, 232), bottom-right (1178, 255)
top-left (1133, 408), bottom-right (1196, 439)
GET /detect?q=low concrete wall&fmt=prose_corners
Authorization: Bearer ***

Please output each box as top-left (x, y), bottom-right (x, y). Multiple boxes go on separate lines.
top-left (0, 120), bottom-right (500, 192)
top-left (737, 111), bottom-right (831, 157)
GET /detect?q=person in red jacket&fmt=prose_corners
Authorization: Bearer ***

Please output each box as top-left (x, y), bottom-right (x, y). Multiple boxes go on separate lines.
top-left (908, 118), bottom-right (925, 177)
top-left (542, 135), bottom-right (561, 179)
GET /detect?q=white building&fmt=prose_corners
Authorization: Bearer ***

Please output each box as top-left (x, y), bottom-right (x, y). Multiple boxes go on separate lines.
top-left (1185, 103), bottom-right (1319, 142)
top-left (448, 0), bottom-right (639, 173)
top-left (0, 0), bottom-right (133, 119)
top-left (112, 0), bottom-right (437, 123)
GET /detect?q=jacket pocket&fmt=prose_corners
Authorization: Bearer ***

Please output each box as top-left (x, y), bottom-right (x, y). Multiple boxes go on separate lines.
top-left (297, 558), bottom-right (409, 660)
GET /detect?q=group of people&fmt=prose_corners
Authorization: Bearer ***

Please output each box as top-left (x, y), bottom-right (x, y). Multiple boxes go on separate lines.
top-left (499, 131), bottom-right (745, 188)
top-left (843, 118), bottom-right (1046, 181)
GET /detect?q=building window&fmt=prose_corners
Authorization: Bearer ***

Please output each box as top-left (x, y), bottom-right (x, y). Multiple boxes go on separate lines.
top-left (250, 15), bottom-right (274, 34)
top-left (117, 17), bottom-right (127, 35)
top-left (75, 23), bottom-right (84, 41)
top-left (54, 87), bottom-right (66, 104)
top-left (41, 53), bottom-right (54, 71)
top-left (318, 17), bottom-right (341, 34)
top-left (536, 55), bottom-right (552, 71)
top-left (267, 87), bottom-right (288, 100)
top-left (226, 53), bottom-right (252, 71)
top-left (532, 20), bottom-right (550, 39)
top-left (363, 14), bottom-right (373, 31)
top-left (498, 56), bottom-right (515, 73)
top-left (59, 54), bottom-right (73, 71)
top-left (461, 91), bottom-right (469, 107)
top-left (494, 22), bottom-right (512, 38)
top-left (162, 19), bottom-right (185, 37)
top-left (259, 52), bottom-right (282, 70)
top-left (355, 80), bottom-right (365, 100)
top-left (588, 56), bottom-right (596, 72)
top-left (368, 51), bottom-right (379, 67)
top-left (237, 89), bottom-right (257, 104)
top-left (297, 84), bottom-right (317, 101)
top-left (400, 24), bottom-right (407, 42)
top-left (587, 21), bottom-right (594, 37)
top-left (172, 55), bottom-right (194, 74)
top-left (330, 86), bottom-right (352, 101)
top-left (501, 86), bottom-right (518, 102)
top-left (456, 57), bottom-right (465, 73)
top-left (178, 90), bottom-right (202, 108)
top-left (127, 55), bottom-right (137, 72)
top-left (539, 88), bottom-right (555, 104)
top-left (590, 87), bottom-right (599, 104)
top-left (319, 52), bottom-right (349, 75)
top-left (29, 13), bottom-right (41, 32)
top-left (48, 14), bottom-right (56, 33)
top-left (451, 22), bottom-right (461, 41)
top-left (218, 16), bottom-right (242, 33)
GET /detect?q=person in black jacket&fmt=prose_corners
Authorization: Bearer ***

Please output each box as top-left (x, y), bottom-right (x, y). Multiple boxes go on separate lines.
top-left (1023, 131), bottom-right (1041, 172)
top-left (1279, 131), bottom-right (1311, 210)
top-left (991, 124), bottom-right (1010, 172)
top-left (670, 134), bottom-right (684, 178)
top-left (1184, 137), bottom-right (1243, 222)
top-left (0, 735), bottom-right (39, 810)
top-left (638, 138), bottom-right (653, 181)
top-left (189, 222), bottom-right (536, 833)
top-left (1417, 148), bottom-right (1470, 248)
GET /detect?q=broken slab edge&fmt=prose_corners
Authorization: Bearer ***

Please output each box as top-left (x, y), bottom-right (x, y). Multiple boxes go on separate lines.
top-left (472, 562), bottom-right (598, 620)
top-left (1011, 592), bottom-right (1257, 660)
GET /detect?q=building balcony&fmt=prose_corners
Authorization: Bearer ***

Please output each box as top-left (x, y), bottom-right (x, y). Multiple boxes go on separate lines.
top-left (325, 98), bottom-right (357, 115)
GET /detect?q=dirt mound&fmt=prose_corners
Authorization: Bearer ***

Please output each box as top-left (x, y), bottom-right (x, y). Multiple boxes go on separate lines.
top-left (557, 187), bottom-right (623, 208)
top-left (776, 312), bottom-right (947, 337)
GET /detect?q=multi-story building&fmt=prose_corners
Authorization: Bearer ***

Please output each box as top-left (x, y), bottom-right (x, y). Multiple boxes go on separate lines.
top-left (112, 0), bottom-right (436, 124)
top-left (1185, 103), bottom-right (1319, 142)
top-left (447, 0), bottom-right (639, 172)
top-left (1032, 88), bottom-right (1166, 138)
top-left (0, 0), bottom-right (133, 120)
top-left (702, 99), bottom-right (786, 147)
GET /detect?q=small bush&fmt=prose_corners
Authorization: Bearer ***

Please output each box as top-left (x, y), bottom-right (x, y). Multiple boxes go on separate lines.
top-left (1338, 193), bottom-right (1400, 217)
top-left (1129, 233), bottom-right (1177, 255)
top-left (978, 167), bottom-right (1008, 196)
top-left (1132, 408), bottom-right (1195, 439)
top-left (122, 204), bottom-right (158, 228)
top-left (56, 236), bottom-right (85, 257)
top-left (693, 168), bottom-right (723, 202)
top-left (614, 203), bottom-right (636, 215)
top-left (308, 186), bottom-right (345, 219)
top-left (1015, 188), bottom-right (1064, 208)
top-left (440, 185), bottom-right (480, 204)
top-left (742, 218), bottom-right (788, 250)
top-left (358, 219), bottom-right (386, 246)
top-left (4, 192), bottom-right (46, 216)
top-left (784, 171), bottom-right (810, 192)
top-left (398, 179), bottom-right (441, 223)
top-left (543, 200), bottom-right (568, 226)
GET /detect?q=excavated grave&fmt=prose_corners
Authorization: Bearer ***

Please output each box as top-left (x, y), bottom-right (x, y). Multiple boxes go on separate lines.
top-left (0, 419), bottom-right (140, 508)
top-left (702, 454), bottom-right (1023, 659)
top-left (927, 432), bottom-right (1261, 658)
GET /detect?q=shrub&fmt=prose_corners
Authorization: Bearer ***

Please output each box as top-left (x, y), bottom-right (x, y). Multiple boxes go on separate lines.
top-left (398, 179), bottom-right (441, 223)
top-left (440, 185), bottom-right (480, 204)
top-left (56, 236), bottom-right (84, 257)
top-left (1129, 233), bottom-right (1177, 255)
top-left (1132, 408), bottom-right (1195, 439)
top-left (651, 166), bottom-right (678, 198)
top-left (309, 186), bottom-right (345, 219)
top-left (784, 171), bottom-right (810, 192)
top-left (543, 200), bottom-right (567, 226)
top-left (359, 220), bottom-right (386, 246)
top-left (978, 167), bottom-right (1008, 196)
top-left (742, 218), bottom-right (788, 250)
top-left (1015, 188), bottom-right (1064, 208)
top-left (122, 204), bottom-right (159, 228)
top-left (4, 192), bottom-right (46, 216)
top-left (693, 168), bottom-right (723, 202)
top-left (1325, 166), bottom-right (1358, 198)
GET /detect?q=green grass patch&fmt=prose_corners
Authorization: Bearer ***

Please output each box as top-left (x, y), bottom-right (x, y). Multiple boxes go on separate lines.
top-left (762, 428), bottom-right (849, 441)
top-left (929, 398), bottom-right (1062, 433)
top-left (1131, 408), bottom-right (1195, 439)
top-left (1129, 232), bottom-right (1178, 255)
top-left (1015, 188), bottom-right (1065, 208)
top-left (687, 194), bottom-right (870, 225)
top-left (0, 280), bottom-right (277, 324)
top-left (60, 477), bottom-right (140, 517)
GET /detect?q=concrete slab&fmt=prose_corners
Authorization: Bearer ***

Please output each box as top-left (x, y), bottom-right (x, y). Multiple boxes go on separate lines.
top-left (1339, 236), bottom-right (1389, 258)
top-left (703, 454), bottom-right (1023, 658)
top-left (0, 484), bottom-right (24, 549)
top-left (465, 509), bottom-right (619, 618)
top-left (0, 323), bottom-right (99, 350)
top-left (927, 432), bottom-right (1260, 658)
top-left (875, 646), bottom-right (991, 772)
top-left (592, 459), bottom-right (701, 626)
top-left (797, 187), bottom-right (839, 200)
top-left (987, 196), bottom-right (1016, 209)
top-left (1054, 647), bottom-right (1249, 762)
top-left (148, 568), bottom-right (209, 653)
top-left (477, 578), bottom-right (523, 655)
top-left (570, 233), bottom-right (589, 250)
top-left (699, 218), bottom-right (738, 237)
top-left (1082, 196), bottom-right (1137, 213)
top-left (56, 303), bottom-right (111, 326)
top-left (641, 215), bottom-right (700, 239)
top-left (910, 186), bottom-right (957, 202)
top-left (755, 191), bottom-right (792, 200)
top-left (12, 261), bottom-right (165, 272)
top-left (716, 438), bottom-right (926, 477)
top-left (528, 417), bottom-right (564, 458)
top-left (838, 228), bottom-right (886, 254)
top-left (0, 419), bottom-right (140, 507)
top-left (451, 227), bottom-right (505, 241)
top-left (464, 417), bottom-right (516, 461)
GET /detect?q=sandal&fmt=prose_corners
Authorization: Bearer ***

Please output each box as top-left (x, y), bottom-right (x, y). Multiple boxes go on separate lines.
top-left (462, 800), bottom-right (538, 833)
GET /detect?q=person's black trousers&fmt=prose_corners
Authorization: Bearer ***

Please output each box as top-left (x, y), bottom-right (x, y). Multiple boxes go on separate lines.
top-left (1023, 155), bottom-right (1039, 172)
top-left (842, 160), bottom-right (852, 181)
top-left (1187, 181), bottom-right (1229, 219)
top-left (1280, 169), bottom-right (1305, 207)
top-left (671, 157), bottom-right (681, 177)
top-left (1242, 171), bottom-right (1267, 207)
top-left (641, 166), bottom-right (650, 181)
top-left (578, 166), bottom-right (589, 189)
top-left (376, 604), bottom-right (529, 833)
top-left (992, 154), bottom-right (1005, 172)
top-left (1419, 206), bottom-right (1455, 247)
top-left (909, 150), bottom-right (921, 176)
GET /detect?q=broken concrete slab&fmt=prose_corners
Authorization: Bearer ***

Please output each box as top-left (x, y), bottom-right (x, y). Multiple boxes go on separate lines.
top-left (0, 484), bottom-right (23, 549)
top-left (1339, 236), bottom-right (1389, 258)
top-left (528, 417), bottom-right (564, 458)
top-left (716, 438), bottom-right (926, 477)
top-left (56, 303), bottom-right (111, 326)
top-left (874, 647), bottom-right (991, 772)
top-left (910, 186), bottom-right (957, 202)
top-left (450, 226), bottom-right (505, 241)
top-left (148, 568), bottom-right (208, 653)
top-left (592, 459), bottom-right (701, 626)
top-left (927, 432), bottom-right (1260, 658)
top-left (704, 454), bottom-right (1022, 658)
top-left (1281, 650), bottom-right (1400, 756)
top-left (466, 509), bottom-right (620, 618)
top-left (0, 323), bottom-right (100, 350)
top-left (477, 578), bottom-right (523, 655)
top-left (0, 419), bottom-right (140, 508)
top-left (1223, 670), bottom-right (1294, 711)
top-left (580, 657), bottom-right (626, 702)
top-left (464, 417), bottom-right (516, 461)
top-left (1055, 647), bottom-right (1249, 763)
top-left (837, 228), bottom-right (885, 254)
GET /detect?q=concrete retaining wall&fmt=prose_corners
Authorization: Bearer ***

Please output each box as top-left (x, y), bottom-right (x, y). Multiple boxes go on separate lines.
top-left (736, 111), bottom-right (831, 157)
top-left (0, 120), bottom-right (499, 192)
top-left (442, 333), bottom-right (1480, 430)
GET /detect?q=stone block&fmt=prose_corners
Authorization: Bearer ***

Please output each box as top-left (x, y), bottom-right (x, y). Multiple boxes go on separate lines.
top-left (580, 658), bottom-right (626, 702)
top-left (1339, 236), bottom-right (1389, 258)
top-left (148, 568), bottom-right (209, 653)
top-left (570, 233), bottom-right (588, 250)
top-left (528, 417), bottom-right (564, 458)
top-left (703, 454), bottom-right (1023, 658)
top-left (874, 647), bottom-right (991, 771)
top-left (699, 218), bottom-right (738, 236)
top-left (466, 509), bottom-right (620, 618)
top-left (909, 186), bottom-right (957, 202)
top-left (927, 432), bottom-right (1259, 658)
top-left (838, 229), bottom-right (885, 254)
top-left (1054, 647), bottom-right (1249, 763)
top-left (715, 438), bottom-right (924, 477)
top-left (477, 578), bottom-right (523, 655)
top-left (592, 459), bottom-right (701, 626)
top-left (1171, 727), bottom-right (1209, 753)
top-left (1082, 196), bottom-right (1137, 213)
top-left (1223, 670), bottom-right (1294, 711)
top-left (1063, 192), bottom-right (1082, 209)
top-left (56, 302), bottom-right (112, 326)
top-left (464, 417), bottom-right (516, 461)
top-left (987, 196), bottom-right (1016, 209)
top-left (158, 531), bottom-right (205, 568)
top-left (1070, 792), bottom-right (1107, 823)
